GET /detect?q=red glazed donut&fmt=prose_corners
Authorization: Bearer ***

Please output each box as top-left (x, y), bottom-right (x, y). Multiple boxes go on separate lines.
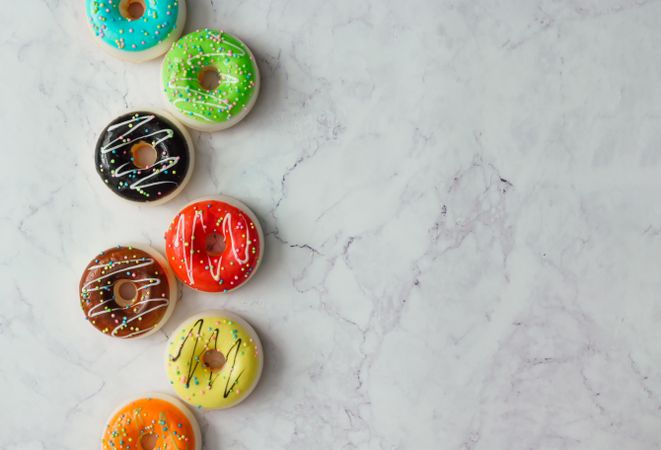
top-left (164, 197), bottom-right (264, 292)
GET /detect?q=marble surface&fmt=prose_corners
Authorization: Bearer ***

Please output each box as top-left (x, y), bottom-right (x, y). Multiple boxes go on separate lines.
top-left (2, 0), bottom-right (661, 448)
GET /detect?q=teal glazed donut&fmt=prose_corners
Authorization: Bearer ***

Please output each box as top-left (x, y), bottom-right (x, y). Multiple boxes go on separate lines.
top-left (86, 0), bottom-right (186, 63)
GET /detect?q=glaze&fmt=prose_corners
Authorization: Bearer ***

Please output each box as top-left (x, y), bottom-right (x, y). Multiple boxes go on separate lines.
top-left (103, 393), bottom-right (201, 450)
top-left (161, 28), bottom-right (260, 131)
top-left (86, 0), bottom-right (187, 62)
top-left (95, 110), bottom-right (194, 204)
top-left (166, 311), bottom-right (263, 410)
top-left (164, 197), bottom-right (264, 292)
top-left (79, 245), bottom-right (177, 338)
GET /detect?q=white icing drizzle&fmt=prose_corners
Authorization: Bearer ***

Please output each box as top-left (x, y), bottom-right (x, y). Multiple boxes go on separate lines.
top-left (173, 210), bottom-right (204, 284)
top-left (167, 79), bottom-right (236, 123)
top-left (115, 298), bottom-right (169, 338)
top-left (82, 258), bottom-right (155, 292)
top-left (113, 156), bottom-right (180, 190)
top-left (207, 212), bottom-right (251, 281)
top-left (88, 297), bottom-right (169, 338)
top-left (101, 114), bottom-right (174, 154)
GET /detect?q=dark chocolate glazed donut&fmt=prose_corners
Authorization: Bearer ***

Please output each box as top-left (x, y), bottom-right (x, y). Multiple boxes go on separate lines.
top-left (95, 110), bottom-right (193, 203)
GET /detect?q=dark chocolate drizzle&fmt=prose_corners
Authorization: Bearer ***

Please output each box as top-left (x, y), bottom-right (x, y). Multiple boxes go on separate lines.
top-left (95, 111), bottom-right (191, 202)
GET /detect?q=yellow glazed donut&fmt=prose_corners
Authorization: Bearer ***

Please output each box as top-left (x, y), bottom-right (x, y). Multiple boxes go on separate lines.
top-left (166, 311), bottom-right (263, 410)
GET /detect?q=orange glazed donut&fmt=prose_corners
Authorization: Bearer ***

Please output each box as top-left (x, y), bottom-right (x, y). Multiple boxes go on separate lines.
top-left (164, 197), bottom-right (264, 292)
top-left (102, 393), bottom-right (201, 450)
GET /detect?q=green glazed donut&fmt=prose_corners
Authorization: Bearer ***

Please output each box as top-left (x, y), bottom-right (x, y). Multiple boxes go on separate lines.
top-left (161, 28), bottom-right (260, 132)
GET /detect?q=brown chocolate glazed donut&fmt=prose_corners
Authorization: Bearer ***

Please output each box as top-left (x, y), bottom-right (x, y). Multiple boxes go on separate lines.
top-left (79, 245), bottom-right (177, 339)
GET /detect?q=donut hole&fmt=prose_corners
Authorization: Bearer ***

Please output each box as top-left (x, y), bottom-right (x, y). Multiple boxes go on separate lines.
top-left (120, 0), bottom-right (146, 20)
top-left (198, 66), bottom-right (221, 91)
top-left (131, 142), bottom-right (158, 169)
top-left (202, 349), bottom-right (226, 371)
top-left (114, 280), bottom-right (138, 308)
top-left (139, 433), bottom-right (158, 450)
top-left (205, 232), bottom-right (226, 256)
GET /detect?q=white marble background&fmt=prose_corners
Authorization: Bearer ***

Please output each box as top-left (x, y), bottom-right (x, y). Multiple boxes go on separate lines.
top-left (1, 0), bottom-right (661, 448)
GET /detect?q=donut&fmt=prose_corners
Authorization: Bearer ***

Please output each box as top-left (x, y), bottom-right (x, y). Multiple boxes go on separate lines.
top-left (103, 393), bottom-right (201, 450)
top-left (166, 311), bottom-right (263, 410)
top-left (79, 245), bottom-right (177, 339)
top-left (95, 110), bottom-right (194, 205)
top-left (164, 197), bottom-right (264, 292)
top-left (86, 0), bottom-right (187, 63)
top-left (161, 28), bottom-right (260, 132)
